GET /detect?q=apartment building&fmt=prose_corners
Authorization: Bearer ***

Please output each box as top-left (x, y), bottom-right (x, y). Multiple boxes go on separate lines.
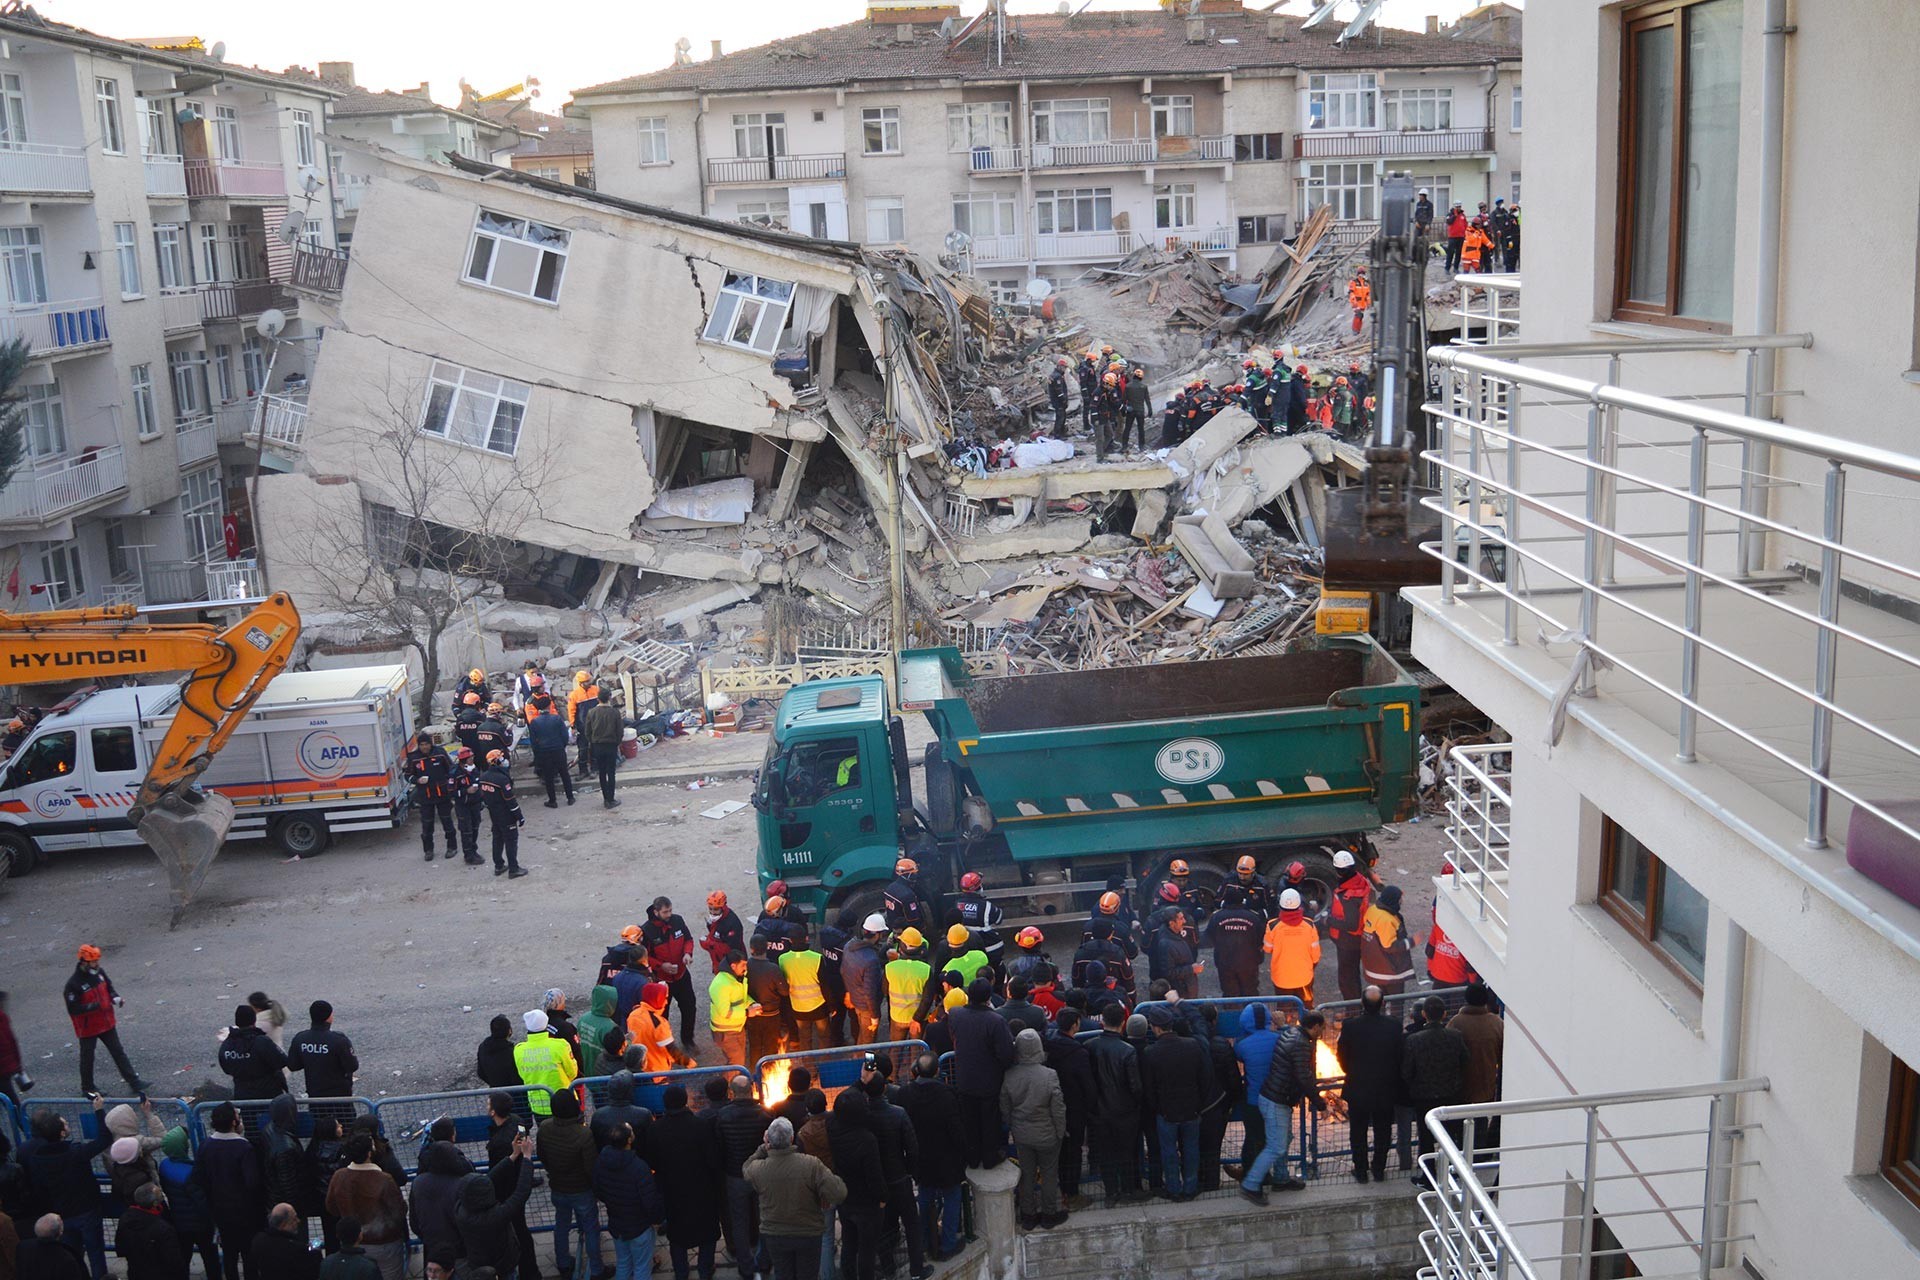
top-left (1410, 2), bottom-right (1920, 1278)
top-left (483, 102), bottom-right (595, 190)
top-left (571, 1), bottom-right (1518, 298)
top-left (0, 13), bottom-right (339, 616)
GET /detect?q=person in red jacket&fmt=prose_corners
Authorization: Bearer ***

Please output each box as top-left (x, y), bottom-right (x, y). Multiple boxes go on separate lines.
top-left (698, 890), bottom-right (746, 975)
top-left (1443, 205), bottom-right (1469, 274)
top-left (1426, 861), bottom-right (1477, 989)
top-left (0, 988), bottom-right (25, 1107)
top-left (1325, 852), bottom-right (1374, 1002)
top-left (64, 944), bottom-right (151, 1095)
top-left (641, 896), bottom-right (700, 1052)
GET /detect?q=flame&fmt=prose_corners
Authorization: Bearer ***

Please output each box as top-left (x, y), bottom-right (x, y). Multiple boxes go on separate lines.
top-left (1314, 1036), bottom-right (1349, 1122)
top-left (759, 1059), bottom-right (796, 1109)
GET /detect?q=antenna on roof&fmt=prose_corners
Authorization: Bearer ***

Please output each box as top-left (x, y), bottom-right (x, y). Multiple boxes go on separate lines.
top-left (209, 40), bottom-right (227, 62)
top-left (672, 36), bottom-right (693, 68)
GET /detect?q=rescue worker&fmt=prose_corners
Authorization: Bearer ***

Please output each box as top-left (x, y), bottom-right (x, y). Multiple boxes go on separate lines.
top-left (626, 981), bottom-right (697, 1071)
top-left (1242, 360), bottom-right (1273, 430)
top-left (453, 692), bottom-right (485, 754)
top-left (1443, 204), bottom-right (1468, 274)
top-left (1413, 189), bottom-right (1434, 237)
top-left (883, 858), bottom-right (933, 934)
top-left (1487, 200), bottom-right (1516, 272)
top-left (1204, 885), bottom-right (1266, 998)
top-left (946, 870), bottom-right (1005, 977)
top-left (1462, 219), bottom-right (1494, 273)
top-left (1163, 859), bottom-right (1211, 925)
top-left (699, 890), bottom-right (747, 975)
top-left (1426, 864), bottom-right (1475, 989)
top-left (1347, 266), bottom-right (1372, 334)
top-left (525, 692), bottom-right (574, 807)
top-left (1279, 860), bottom-right (1310, 907)
top-left (778, 929), bottom-right (830, 1051)
top-left (1263, 888), bottom-right (1321, 1007)
top-left (707, 952), bottom-right (752, 1067)
top-left (566, 670), bottom-right (601, 779)
top-left (453, 667), bottom-right (490, 711)
top-left (1232, 855), bottom-right (1276, 920)
top-left (1071, 918), bottom-right (1130, 992)
top-left (509, 661), bottom-right (542, 715)
top-left (1120, 367), bottom-right (1151, 452)
top-left (472, 703), bottom-right (510, 765)
top-left (406, 730), bottom-right (458, 861)
top-left (1143, 882), bottom-right (1185, 977)
top-left (745, 934), bottom-right (791, 1064)
top-left (937, 924), bottom-right (992, 990)
top-left (1003, 926), bottom-right (1056, 993)
top-left (1158, 382), bottom-right (1193, 448)
top-left (1076, 350), bottom-right (1099, 433)
top-left (1047, 357), bottom-right (1072, 435)
top-left (1095, 371), bottom-right (1122, 459)
top-left (1267, 363), bottom-right (1292, 431)
top-left (1286, 363), bottom-right (1310, 433)
top-left (840, 913), bottom-right (889, 1045)
top-left (754, 885), bottom-right (807, 957)
top-left (513, 1009), bottom-right (576, 1117)
top-left (1331, 376), bottom-right (1356, 440)
top-left (1347, 361), bottom-right (1372, 407)
top-left (641, 895), bottom-right (699, 1050)
top-left (65, 943), bottom-right (151, 1095)
top-left (1360, 884), bottom-right (1417, 997)
top-left (1326, 848), bottom-right (1373, 1000)
top-left (450, 746), bottom-right (485, 865)
top-left (599, 924), bottom-right (645, 987)
top-left (478, 748), bottom-right (528, 880)
top-left (884, 927), bottom-right (933, 1040)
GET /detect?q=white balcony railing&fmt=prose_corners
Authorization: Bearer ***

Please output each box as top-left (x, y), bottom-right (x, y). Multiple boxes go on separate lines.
top-left (1155, 225), bottom-right (1235, 253)
top-left (962, 144), bottom-right (1025, 172)
top-left (0, 142), bottom-right (90, 194)
top-left (0, 298), bottom-right (110, 357)
top-left (1031, 229), bottom-right (1142, 261)
top-left (1441, 743), bottom-right (1511, 940)
top-left (1154, 133), bottom-right (1234, 162)
top-left (185, 157), bottom-right (287, 199)
top-left (103, 580), bottom-right (146, 608)
top-left (1452, 273), bottom-right (1523, 346)
top-left (969, 234), bottom-right (1026, 264)
top-left (336, 182), bottom-right (368, 213)
top-left (142, 560), bottom-right (206, 605)
top-left (173, 415), bottom-right (218, 467)
top-left (213, 401), bottom-right (255, 443)
top-left (0, 445), bottom-right (128, 523)
top-left (206, 558), bottom-right (262, 600)
top-left (158, 288), bottom-right (201, 333)
top-left (250, 393), bottom-right (308, 449)
top-left (1029, 137), bottom-right (1158, 168)
top-left (144, 153), bottom-right (187, 199)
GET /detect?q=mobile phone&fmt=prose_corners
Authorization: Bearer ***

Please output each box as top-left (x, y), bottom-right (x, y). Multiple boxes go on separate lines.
top-left (862, 1053), bottom-right (878, 1069)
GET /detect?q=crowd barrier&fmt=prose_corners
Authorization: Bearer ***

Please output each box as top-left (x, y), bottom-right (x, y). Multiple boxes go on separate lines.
top-left (0, 1092), bottom-right (16, 1146)
top-left (753, 1040), bottom-right (929, 1106)
top-left (188, 1095), bottom-right (375, 1141)
top-left (577, 1064), bottom-right (748, 1114)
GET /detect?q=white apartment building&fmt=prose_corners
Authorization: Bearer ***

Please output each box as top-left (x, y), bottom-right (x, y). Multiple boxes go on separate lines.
top-left (571, 1), bottom-right (1519, 298)
top-left (1411, 2), bottom-right (1920, 1278)
top-left (0, 12), bottom-right (340, 616)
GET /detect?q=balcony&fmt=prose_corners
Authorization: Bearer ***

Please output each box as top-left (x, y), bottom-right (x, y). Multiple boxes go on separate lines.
top-left (206, 558), bottom-right (262, 599)
top-left (1439, 742), bottom-right (1511, 960)
top-left (144, 153), bottom-right (187, 199)
top-left (706, 153), bottom-right (847, 185)
top-left (141, 560), bottom-right (205, 605)
top-left (1030, 137), bottom-right (1157, 169)
top-left (0, 445), bottom-right (128, 524)
top-left (184, 157), bottom-right (287, 200)
top-left (962, 144), bottom-right (1025, 173)
top-left (213, 402), bottom-right (255, 443)
top-left (969, 234), bottom-right (1026, 264)
top-left (0, 142), bottom-right (91, 195)
top-left (199, 279), bottom-right (293, 323)
top-left (1031, 229), bottom-right (1143, 262)
top-left (1152, 134), bottom-right (1235, 164)
top-left (247, 393), bottom-right (308, 449)
top-left (1451, 272), bottom-right (1523, 346)
top-left (336, 182), bottom-right (368, 214)
top-left (1293, 126), bottom-right (1496, 160)
top-left (291, 244), bottom-right (349, 294)
top-left (1154, 225), bottom-right (1235, 253)
top-left (158, 288), bottom-right (202, 334)
top-left (0, 298), bottom-right (110, 358)
top-left (173, 415), bottom-right (218, 468)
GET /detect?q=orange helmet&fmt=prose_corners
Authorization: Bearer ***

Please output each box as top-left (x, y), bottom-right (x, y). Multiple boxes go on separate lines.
top-left (1100, 344), bottom-right (1113, 354)
top-left (620, 924), bottom-right (643, 943)
top-left (1169, 859), bottom-right (1190, 878)
top-left (463, 692), bottom-right (481, 706)
top-left (1102, 372), bottom-right (1119, 387)
top-left (706, 890), bottom-right (728, 911)
top-left (78, 943), bottom-right (102, 963)
top-left (960, 871), bottom-right (983, 892)
top-left (895, 858), bottom-right (918, 877)
top-left (1236, 855), bottom-right (1258, 876)
top-left (1242, 358), bottom-right (1257, 369)
top-left (1157, 881), bottom-right (1180, 904)
top-left (1335, 376), bottom-right (1350, 387)
top-left (1097, 891), bottom-right (1121, 915)
top-left (485, 749), bottom-right (507, 765)
top-left (765, 896), bottom-right (789, 915)
top-left (1016, 926), bottom-right (1045, 949)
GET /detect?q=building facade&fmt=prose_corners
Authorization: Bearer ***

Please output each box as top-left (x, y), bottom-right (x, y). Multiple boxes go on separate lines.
top-left (1412, 2), bottom-right (1920, 1277)
top-left (571, 2), bottom-right (1519, 295)
top-left (0, 14), bottom-right (339, 615)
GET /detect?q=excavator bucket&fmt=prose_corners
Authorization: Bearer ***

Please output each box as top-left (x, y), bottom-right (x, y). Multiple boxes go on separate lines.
top-left (1320, 484), bottom-right (1448, 591)
top-left (137, 788), bottom-right (235, 929)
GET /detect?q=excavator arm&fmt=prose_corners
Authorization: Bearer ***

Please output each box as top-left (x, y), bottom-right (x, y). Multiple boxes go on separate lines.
top-left (0, 593), bottom-right (301, 922)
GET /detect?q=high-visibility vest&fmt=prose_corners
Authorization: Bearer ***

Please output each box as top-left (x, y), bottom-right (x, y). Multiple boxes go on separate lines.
top-left (944, 950), bottom-right (991, 988)
top-left (1264, 918), bottom-right (1322, 990)
top-left (885, 957), bottom-right (931, 1025)
top-left (625, 1004), bottom-right (677, 1072)
top-left (512, 1033), bottom-right (577, 1115)
top-left (780, 949), bottom-right (826, 1013)
top-left (708, 970), bottom-right (751, 1032)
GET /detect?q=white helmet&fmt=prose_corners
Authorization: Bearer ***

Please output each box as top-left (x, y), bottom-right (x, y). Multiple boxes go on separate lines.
top-left (1279, 888), bottom-right (1302, 910)
top-left (863, 912), bottom-right (889, 933)
top-left (1332, 850), bottom-right (1357, 870)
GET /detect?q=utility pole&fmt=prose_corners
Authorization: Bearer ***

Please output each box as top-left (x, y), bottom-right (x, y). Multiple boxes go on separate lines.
top-left (878, 296), bottom-right (909, 686)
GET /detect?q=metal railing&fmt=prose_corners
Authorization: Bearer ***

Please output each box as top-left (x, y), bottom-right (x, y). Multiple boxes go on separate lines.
top-left (1158, 224), bottom-right (1235, 253)
top-left (199, 279), bottom-right (292, 322)
top-left (1030, 137), bottom-right (1158, 168)
top-left (158, 287), bottom-right (202, 333)
top-left (1032, 229), bottom-right (1142, 261)
top-left (0, 141), bottom-right (90, 193)
top-left (1, 298), bottom-right (109, 356)
top-left (144, 153), bottom-right (187, 198)
top-left (0, 445), bottom-right (128, 522)
top-left (103, 580), bottom-right (145, 608)
top-left (214, 401), bottom-right (255, 442)
top-left (964, 144), bottom-right (1026, 172)
top-left (206, 558), bottom-right (262, 599)
top-left (143, 559), bottom-right (207, 604)
top-left (1417, 1077), bottom-right (1767, 1280)
top-left (173, 414), bottom-right (218, 467)
top-left (1452, 274), bottom-right (1522, 346)
top-left (291, 244), bottom-right (349, 292)
top-left (970, 233), bottom-right (1025, 263)
top-left (337, 182), bottom-right (369, 213)
top-left (249, 392), bottom-right (309, 448)
top-left (706, 152), bottom-right (847, 184)
top-left (1295, 127), bottom-right (1495, 160)
top-left (1441, 743), bottom-right (1511, 939)
top-left (185, 157), bottom-right (287, 198)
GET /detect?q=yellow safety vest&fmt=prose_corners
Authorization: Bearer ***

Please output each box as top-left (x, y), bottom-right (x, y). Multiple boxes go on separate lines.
top-left (708, 970), bottom-right (751, 1032)
top-left (885, 957), bottom-right (931, 1025)
top-left (780, 949), bottom-right (826, 1013)
top-left (512, 1033), bottom-right (577, 1115)
top-left (835, 756), bottom-right (858, 787)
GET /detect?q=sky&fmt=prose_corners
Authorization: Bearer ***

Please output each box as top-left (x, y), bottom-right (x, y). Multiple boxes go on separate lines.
top-left (43, 0), bottom-right (1496, 107)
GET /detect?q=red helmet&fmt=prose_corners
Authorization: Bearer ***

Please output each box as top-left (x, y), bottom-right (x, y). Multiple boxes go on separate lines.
top-left (1097, 891), bottom-right (1121, 915)
top-left (767, 880), bottom-right (790, 898)
top-left (1168, 859), bottom-right (1190, 878)
top-left (1157, 881), bottom-right (1181, 904)
top-left (1236, 855), bottom-right (1258, 876)
top-left (1286, 861), bottom-right (1306, 881)
top-left (1016, 926), bottom-right (1045, 949)
top-left (960, 871), bottom-right (983, 892)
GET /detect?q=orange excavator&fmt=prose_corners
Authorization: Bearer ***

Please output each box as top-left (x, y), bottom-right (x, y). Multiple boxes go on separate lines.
top-left (0, 593), bottom-right (302, 922)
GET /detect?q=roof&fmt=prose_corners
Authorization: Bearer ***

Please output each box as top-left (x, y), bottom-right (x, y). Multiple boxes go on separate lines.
top-left (325, 82), bottom-right (510, 135)
top-left (0, 12), bottom-right (341, 98)
top-left (507, 123), bottom-right (595, 159)
top-left (574, 7), bottom-right (1519, 99)
top-left (774, 675), bottom-right (888, 736)
top-left (43, 685), bottom-right (181, 729)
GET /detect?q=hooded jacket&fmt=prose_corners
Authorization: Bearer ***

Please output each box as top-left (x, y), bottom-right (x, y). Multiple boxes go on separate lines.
top-left (593, 1145), bottom-right (666, 1241)
top-left (475, 1018), bottom-right (520, 1088)
top-left (287, 1021), bottom-right (358, 1098)
top-left (1235, 1005), bottom-right (1280, 1099)
top-left (257, 1094), bottom-right (306, 1210)
top-left (104, 1104), bottom-right (168, 1190)
top-left (896, 1076), bottom-right (967, 1189)
top-left (1334, 1007), bottom-right (1406, 1110)
top-left (537, 1110), bottom-right (598, 1196)
top-left (824, 1092), bottom-right (886, 1209)
top-left (576, 985), bottom-right (620, 1078)
top-left (453, 1160), bottom-right (532, 1274)
top-left (407, 1141), bottom-right (475, 1259)
top-left (998, 1029), bottom-right (1066, 1147)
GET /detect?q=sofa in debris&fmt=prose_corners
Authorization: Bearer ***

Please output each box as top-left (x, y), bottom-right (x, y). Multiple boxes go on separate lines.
top-left (1172, 512), bottom-right (1257, 599)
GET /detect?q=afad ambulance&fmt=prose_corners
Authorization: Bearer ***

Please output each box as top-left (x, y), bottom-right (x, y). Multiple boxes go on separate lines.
top-left (0, 665), bottom-right (412, 872)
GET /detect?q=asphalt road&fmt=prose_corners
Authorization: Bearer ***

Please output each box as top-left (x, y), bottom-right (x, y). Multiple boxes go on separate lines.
top-left (0, 768), bottom-right (1449, 1105)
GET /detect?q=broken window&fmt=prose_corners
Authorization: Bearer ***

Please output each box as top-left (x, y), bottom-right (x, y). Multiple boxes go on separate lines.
top-left (463, 209), bottom-right (569, 304)
top-left (700, 271), bottom-right (794, 356)
top-left (418, 359), bottom-right (531, 456)
top-left (735, 200), bottom-right (791, 231)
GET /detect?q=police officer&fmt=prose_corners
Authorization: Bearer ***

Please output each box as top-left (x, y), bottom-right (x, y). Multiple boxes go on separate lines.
top-left (1233, 855), bottom-right (1277, 919)
top-left (477, 748), bottom-right (528, 879)
top-left (883, 857), bottom-right (933, 934)
top-left (405, 730), bottom-right (457, 860)
top-left (287, 999), bottom-right (358, 1119)
top-left (450, 745), bottom-right (485, 865)
top-left (1047, 356), bottom-right (1072, 435)
top-left (473, 703), bottom-right (511, 764)
top-left (946, 870), bottom-right (1005, 977)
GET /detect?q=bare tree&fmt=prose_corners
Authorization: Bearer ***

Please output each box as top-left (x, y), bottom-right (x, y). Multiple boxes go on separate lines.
top-left (279, 383), bottom-right (552, 725)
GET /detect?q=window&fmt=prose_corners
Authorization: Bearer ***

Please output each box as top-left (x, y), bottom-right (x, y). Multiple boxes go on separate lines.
top-left (131, 364), bottom-right (158, 437)
top-left (213, 347), bottom-right (234, 403)
top-left (1150, 95), bottom-right (1195, 138)
top-left (1382, 87), bottom-right (1453, 132)
top-left (113, 223), bottom-right (140, 296)
top-left (418, 360), bottom-right (532, 455)
top-left (952, 191), bottom-right (1018, 238)
top-left (700, 271), bottom-right (794, 356)
top-left (227, 223), bottom-right (250, 279)
top-left (1408, 173), bottom-right (1453, 218)
top-left (153, 224), bottom-right (188, 290)
top-left (21, 384), bottom-right (66, 460)
top-left (1886, 1055), bottom-right (1920, 1211)
top-left (303, 219), bottom-right (325, 250)
top-left (167, 350), bottom-right (209, 422)
top-left (182, 465), bottom-right (221, 561)
top-left (782, 735), bottom-right (863, 805)
top-left (103, 521), bottom-right (132, 584)
top-left (39, 544), bottom-right (84, 607)
top-left (1599, 818), bottom-right (1707, 987)
top-left (735, 201), bottom-right (790, 231)
top-left (214, 104), bottom-right (241, 160)
top-left (138, 94), bottom-right (170, 155)
top-left (1617, 0), bottom-right (1742, 327)
top-left (1510, 83), bottom-right (1523, 132)
top-left (1304, 162), bottom-right (1377, 221)
top-left (91, 726), bottom-right (138, 773)
top-left (865, 196), bottom-right (905, 243)
top-left (861, 106), bottom-right (901, 155)
top-left (95, 78), bottom-right (123, 153)
top-left (2, 73), bottom-right (29, 145)
top-left (732, 112), bottom-right (787, 158)
top-left (1510, 171), bottom-right (1522, 205)
top-left (1308, 73), bottom-right (1378, 130)
top-left (0, 226), bottom-right (47, 306)
top-left (528, 166), bottom-right (562, 181)
top-left (292, 109), bottom-right (315, 167)
top-left (1034, 188), bottom-right (1113, 234)
top-left (242, 337), bottom-right (266, 397)
top-left (199, 223), bottom-right (222, 284)
top-left (1233, 132), bottom-right (1284, 161)
top-left (463, 210), bottom-right (569, 303)
top-left (984, 278), bottom-right (1023, 305)
top-left (9, 729), bottom-right (75, 785)
top-left (1154, 183), bottom-right (1196, 230)
top-left (1236, 213), bottom-right (1287, 244)
top-left (947, 101), bottom-right (1013, 151)
top-left (1032, 99), bottom-right (1111, 145)
top-left (638, 116), bottom-right (670, 165)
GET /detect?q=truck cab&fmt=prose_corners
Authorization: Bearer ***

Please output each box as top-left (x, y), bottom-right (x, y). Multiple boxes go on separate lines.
top-left (0, 686), bottom-right (178, 855)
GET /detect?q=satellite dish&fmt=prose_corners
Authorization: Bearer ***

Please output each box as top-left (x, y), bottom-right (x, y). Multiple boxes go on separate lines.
top-left (1025, 278), bottom-right (1054, 301)
top-left (209, 41), bottom-right (227, 62)
top-left (297, 166), bottom-right (323, 196)
top-left (943, 229), bottom-right (972, 255)
top-left (256, 309), bottom-right (287, 340)
top-left (276, 220), bottom-right (302, 245)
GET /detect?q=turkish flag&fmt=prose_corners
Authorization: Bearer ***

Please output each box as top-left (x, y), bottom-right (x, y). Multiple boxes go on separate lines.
top-left (223, 514), bottom-right (241, 560)
top-left (5, 564), bottom-right (15, 599)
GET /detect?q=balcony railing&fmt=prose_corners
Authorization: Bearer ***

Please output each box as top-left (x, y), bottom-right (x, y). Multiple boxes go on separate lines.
top-left (249, 393), bottom-right (308, 449)
top-left (706, 153), bottom-right (847, 185)
top-left (1294, 126), bottom-right (1496, 160)
top-left (144, 153), bottom-right (187, 199)
top-left (1418, 1078), bottom-right (1767, 1280)
top-left (962, 144), bottom-right (1026, 172)
top-left (184, 157), bottom-right (287, 199)
top-left (1030, 137), bottom-right (1157, 168)
top-left (0, 445), bottom-right (128, 523)
top-left (213, 402), bottom-right (255, 443)
top-left (206, 558), bottom-right (262, 600)
top-left (0, 298), bottom-right (110, 357)
top-left (174, 415), bottom-right (218, 467)
top-left (336, 183), bottom-right (368, 214)
top-left (158, 288), bottom-right (201, 333)
top-left (103, 580), bottom-right (146, 609)
top-left (969, 234), bottom-right (1026, 264)
top-left (1153, 133), bottom-right (1234, 163)
top-left (1440, 743), bottom-right (1511, 944)
top-left (1452, 273), bottom-right (1523, 346)
top-left (0, 142), bottom-right (90, 194)
top-left (1155, 225), bottom-right (1235, 253)
top-left (199, 279), bottom-right (293, 322)
top-left (143, 560), bottom-right (206, 605)
top-left (291, 244), bottom-right (348, 293)
top-left (1031, 229), bottom-right (1144, 261)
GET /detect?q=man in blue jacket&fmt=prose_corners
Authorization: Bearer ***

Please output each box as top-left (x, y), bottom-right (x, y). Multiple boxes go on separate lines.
top-left (526, 693), bottom-right (575, 807)
top-left (1234, 1004), bottom-right (1280, 1181)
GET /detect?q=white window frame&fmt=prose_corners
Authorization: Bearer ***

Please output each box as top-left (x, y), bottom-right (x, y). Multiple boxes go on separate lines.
top-left (153, 224), bottom-right (188, 290)
top-left (946, 101), bottom-right (1012, 151)
top-left (182, 465), bottom-right (221, 562)
top-left (952, 191), bottom-right (1017, 238)
top-left (104, 519), bottom-right (133, 583)
top-left (1154, 182), bottom-right (1197, 231)
top-left (700, 271), bottom-right (795, 356)
top-left (292, 109), bottom-right (315, 167)
top-left (983, 278), bottom-right (1023, 305)
top-left (1407, 173), bottom-right (1453, 220)
top-left (1150, 95), bottom-right (1195, 138)
top-left (1307, 73), bottom-right (1378, 131)
top-left (138, 95), bottom-right (170, 156)
top-left (528, 166), bottom-right (562, 181)
top-left (1034, 187), bottom-right (1113, 235)
top-left (0, 226), bottom-right (48, 307)
top-left (226, 223), bottom-right (249, 279)
top-left (463, 209), bottom-right (569, 304)
top-left (1382, 87), bottom-right (1453, 132)
top-left (214, 104), bottom-right (241, 160)
top-left (1304, 161), bottom-right (1378, 221)
top-left (213, 345), bottom-right (235, 404)
top-left (734, 200), bottom-right (790, 231)
top-left (198, 223), bottom-right (222, 284)
top-left (39, 541), bottom-right (85, 606)
top-left (1031, 99), bottom-right (1111, 145)
top-left (242, 336), bottom-right (266, 397)
top-left (21, 383), bottom-right (66, 460)
top-left (637, 116), bottom-right (670, 166)
top-left (167, 349), bottom-right (209, 422)
top-left (861, 106), bottom-right (902, 156)
top-left (303, 218), bottom-right (325, 250)
top-left (1510, 83), bottom-right (1523, 132)
top-left (731, 112), bottom-right (787, 159)
top-left (417, 360), bottom-right (532, 457)
top-left (1510, 170), bottom-right (1522, 205)
top-left (865, 195), bottom-right (905, 244)
top-left (113, 222), bottom-right (141, 297)
top-left (1236, 213), bottom-right (1287, 244)
top-left (131, 364), bottom-right (159, 438)
top-left (2, 73), bottom-right (30, 145)
top-left (95, 77), bottom-right (124, 153)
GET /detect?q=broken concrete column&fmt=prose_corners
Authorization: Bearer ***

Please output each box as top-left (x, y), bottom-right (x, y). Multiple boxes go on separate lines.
top-left (767, 439), bottom-right (815, 522)
top-left (1131, 488), bottom-right (1170, 539)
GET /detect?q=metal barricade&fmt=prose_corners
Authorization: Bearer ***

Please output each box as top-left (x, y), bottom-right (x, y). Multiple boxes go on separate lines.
top-left (753, 1039), bottom-right (929, 1107)
top-left (188, 1095), bottom-right (374, 1142)
top-left (19, 1096), bottom-right (194, 1249)
top-left (374, 1084), bottom-right (559, 1234)
top-left (576, 1065), bottom-right (748, 1114)
top-left (0, 1092), bottom-right (17, 1146)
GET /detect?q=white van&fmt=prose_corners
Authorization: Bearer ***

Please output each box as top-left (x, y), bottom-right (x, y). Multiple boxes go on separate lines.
top-left (0, 665), bottom-right (412, 872)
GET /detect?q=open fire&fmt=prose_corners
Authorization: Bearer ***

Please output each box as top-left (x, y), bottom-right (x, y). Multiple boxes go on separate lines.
top-left (1315, 1035), bottom-right (1348, 1122)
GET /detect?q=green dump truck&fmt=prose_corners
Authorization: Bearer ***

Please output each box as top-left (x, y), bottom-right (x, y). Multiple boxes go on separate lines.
top-left (751, 635), bottom-right (1420, 927)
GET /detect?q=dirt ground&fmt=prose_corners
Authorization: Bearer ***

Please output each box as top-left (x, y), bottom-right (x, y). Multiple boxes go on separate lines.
top-left (0, 762), bottom-right (1450, 1104)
